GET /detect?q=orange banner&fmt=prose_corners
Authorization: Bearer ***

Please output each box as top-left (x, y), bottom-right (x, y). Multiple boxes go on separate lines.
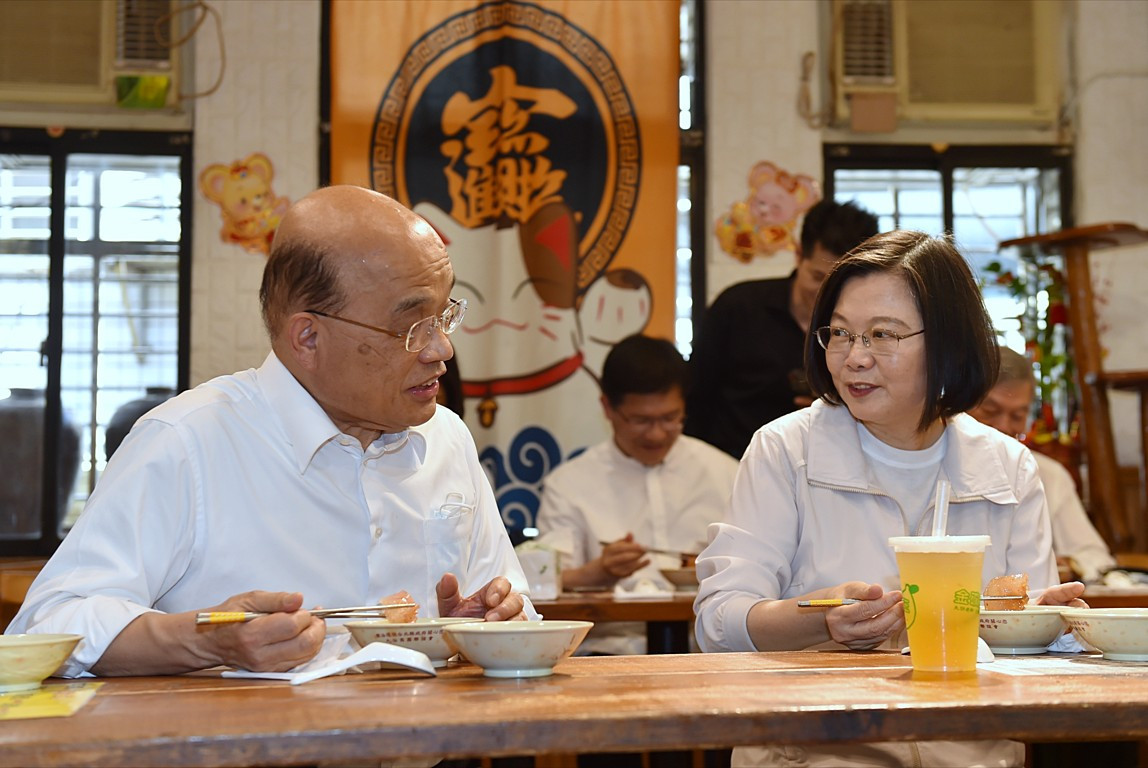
top-left (330, 0), bottom-right (679, 533)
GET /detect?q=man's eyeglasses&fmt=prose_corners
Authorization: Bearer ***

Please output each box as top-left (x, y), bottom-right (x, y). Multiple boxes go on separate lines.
top-left (815, 326), bottom-right (924, 356)
top-left (306, 298), bottom-right (467, 353)
top-left (615, 410), bottom-right (686, 433)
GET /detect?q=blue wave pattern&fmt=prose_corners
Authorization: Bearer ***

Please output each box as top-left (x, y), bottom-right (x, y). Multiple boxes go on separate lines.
top-left (478, 425), bottom-right (586, 540)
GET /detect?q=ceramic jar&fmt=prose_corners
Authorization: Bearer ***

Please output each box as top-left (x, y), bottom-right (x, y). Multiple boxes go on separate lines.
top-left (0, 389), bottom-right (81, 538)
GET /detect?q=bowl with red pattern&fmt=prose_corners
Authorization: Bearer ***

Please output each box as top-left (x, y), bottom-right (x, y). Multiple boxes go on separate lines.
top-left (1061, 608), bottom-right (1148, 662)
top-left (345, 617), bottom-right (482, 667)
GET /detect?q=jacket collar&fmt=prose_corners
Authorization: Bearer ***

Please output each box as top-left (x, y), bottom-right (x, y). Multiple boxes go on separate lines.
top-left (805, 400), bottom-right (1018, 504)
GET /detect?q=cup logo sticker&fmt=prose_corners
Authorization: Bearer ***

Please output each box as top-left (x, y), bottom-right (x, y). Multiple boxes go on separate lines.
top-left (954, 588), bottom-right (981, 613)
top-left (902, 583), bottom-right (919, 630)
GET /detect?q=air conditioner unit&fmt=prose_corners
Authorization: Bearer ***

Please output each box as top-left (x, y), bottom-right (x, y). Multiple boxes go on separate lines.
top-left (0, 0), bottom-right (179, 109)
top-left (833, 0), bottom-right (1062, 128)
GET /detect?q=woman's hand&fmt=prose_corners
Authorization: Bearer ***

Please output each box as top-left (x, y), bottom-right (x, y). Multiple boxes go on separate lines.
top-left (1035, 580), bottom-right (1088, 608)
top-left (823, 582), bottom-right (906, 651)
top-left (749, 581), bottom-right (905, 652)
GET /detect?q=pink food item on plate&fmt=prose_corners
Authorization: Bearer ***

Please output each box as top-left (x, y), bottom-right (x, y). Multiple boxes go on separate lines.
top-left (380, 591), bottom-right (419, 623)
top-left (984, 573), bottom-right (1028, 611)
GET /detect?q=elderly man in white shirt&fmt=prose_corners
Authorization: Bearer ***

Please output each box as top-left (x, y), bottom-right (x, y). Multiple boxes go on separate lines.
top-left (9, 186), bottom-right (532, 677)
top-left (969, 345), bottom-right (1116, 582)
top-left (536, 334), bottom-right (738, 655)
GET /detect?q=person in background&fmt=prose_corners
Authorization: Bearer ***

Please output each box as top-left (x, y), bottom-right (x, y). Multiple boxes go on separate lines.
top-left (9, 186), bottom-right (533, 677)
top-left (437, 355), bottom-right (465, 419)
top-left (694, 231), bottom-right (1086, 767)
top-left (536, 334), bottom-right (738, 655)
top-left (685, 199), bottom-right (879, 459)
top-left (969, 345), bottom-right (1116, 582)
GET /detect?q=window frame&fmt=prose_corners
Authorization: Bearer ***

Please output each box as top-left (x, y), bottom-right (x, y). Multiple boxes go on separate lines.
top-left (0, 126), bottom-right (193, 556)
top-left (823, 143), bottom-right (1074, 234)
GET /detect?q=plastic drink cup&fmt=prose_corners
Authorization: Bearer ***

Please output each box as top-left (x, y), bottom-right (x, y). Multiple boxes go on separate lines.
top-left (889, 535), bottom-right (991, 675)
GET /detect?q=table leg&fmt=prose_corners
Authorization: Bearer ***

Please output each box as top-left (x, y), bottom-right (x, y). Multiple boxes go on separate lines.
top-left (647, 620), bottom-right (688, 654)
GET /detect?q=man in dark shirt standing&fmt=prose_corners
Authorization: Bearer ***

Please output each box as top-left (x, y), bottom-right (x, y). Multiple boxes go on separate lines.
top-left (685, 200), bottom-right (879, 459)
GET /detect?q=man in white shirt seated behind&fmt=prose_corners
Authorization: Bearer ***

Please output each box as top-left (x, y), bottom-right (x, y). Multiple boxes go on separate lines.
top-left (969, 345), bottom-right (1116, 582)
top-left (535, 334), bottom-right (738, 655)
top-left (8, 186), bottom-right (532, 677)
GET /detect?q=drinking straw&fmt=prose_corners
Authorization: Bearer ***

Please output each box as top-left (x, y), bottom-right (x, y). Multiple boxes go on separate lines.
top-left (931, 479), bottom-right (951, 537)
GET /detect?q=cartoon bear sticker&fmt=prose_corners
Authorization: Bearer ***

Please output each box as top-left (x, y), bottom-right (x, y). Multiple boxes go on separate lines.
top-left (715, 160), bottom-right (820, 262)
top-left (199, 153), bottom-right (290, 256)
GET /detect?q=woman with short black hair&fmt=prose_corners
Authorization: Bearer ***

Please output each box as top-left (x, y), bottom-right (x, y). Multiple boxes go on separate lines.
top-left (694, 231), bottom-right (1085, 767)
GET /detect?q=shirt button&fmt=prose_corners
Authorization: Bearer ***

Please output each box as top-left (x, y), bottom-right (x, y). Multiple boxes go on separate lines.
top-left (372, 527), bottom-right (382, 541)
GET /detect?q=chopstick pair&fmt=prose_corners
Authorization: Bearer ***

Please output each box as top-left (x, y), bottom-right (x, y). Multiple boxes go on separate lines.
top-left (195, 603), bottom-right (412, 625)
top-left (596, 540), bottom-right (698, 559)
top-left (797, 598), bottom-right (860, 607)
top-left (797, 595), bottom-right (1026, 608)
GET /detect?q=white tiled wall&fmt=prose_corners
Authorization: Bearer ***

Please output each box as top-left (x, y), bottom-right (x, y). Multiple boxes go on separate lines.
top-left (705, 0), bottom-right (822, 304)
top-left (189, 0), bottom-right (321, 386)
top-left (1073, 0), bottom-right (1148, 466)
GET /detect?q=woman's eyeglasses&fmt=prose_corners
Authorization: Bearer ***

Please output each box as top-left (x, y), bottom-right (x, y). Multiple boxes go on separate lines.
top-left (815, 326), bottom-right (924, 356)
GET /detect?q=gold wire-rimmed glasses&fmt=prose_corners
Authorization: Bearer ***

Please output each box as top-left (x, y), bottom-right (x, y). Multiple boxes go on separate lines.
top-left (815, 326), bottom-right (924, 356)
top-left (306, 298), bottom-right (467, 353)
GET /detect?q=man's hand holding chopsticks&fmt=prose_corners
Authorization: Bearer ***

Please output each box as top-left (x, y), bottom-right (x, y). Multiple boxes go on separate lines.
top-left (91, 590), bottom-right (325, 676)
top-left (197, 591), bottom-right (326, 672)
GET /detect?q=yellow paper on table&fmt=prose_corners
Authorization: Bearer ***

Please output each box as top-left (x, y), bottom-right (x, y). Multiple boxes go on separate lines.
top-left (0, 681), bottom-right (102, 720)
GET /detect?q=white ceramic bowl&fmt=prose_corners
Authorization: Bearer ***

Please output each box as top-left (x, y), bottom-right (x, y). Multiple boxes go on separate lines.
top-left (0, 634), bottom-right (83, 692)
top-left (978, 605), bottom-right (1067, 654)
top-left (1061, 608), bottom-right (1148, 662)
top-left (659, 567), bottom-right (699, 590)
top-left (344, 618), bottom-right (482, 667)
top-left (443, 620), bottom-right (593, 678)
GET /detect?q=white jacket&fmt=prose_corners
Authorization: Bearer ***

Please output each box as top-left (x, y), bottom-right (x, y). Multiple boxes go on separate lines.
top-left (695, 400), bottom-right (1055, 767)
top-left (537, 435), bottom-right (737, 654)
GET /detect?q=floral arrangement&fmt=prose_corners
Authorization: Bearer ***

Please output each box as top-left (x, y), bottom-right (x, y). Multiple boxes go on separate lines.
top-left (984, 245), bottom-right (1080, 459)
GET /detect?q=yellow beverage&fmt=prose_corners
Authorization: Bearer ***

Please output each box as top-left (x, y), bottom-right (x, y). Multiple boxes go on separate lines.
top-left (889, 535), bottom-right (990, 675)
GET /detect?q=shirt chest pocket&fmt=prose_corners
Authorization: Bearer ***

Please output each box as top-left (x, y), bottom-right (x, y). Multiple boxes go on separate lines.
top-left (423, 494), bottom-right (476, 577)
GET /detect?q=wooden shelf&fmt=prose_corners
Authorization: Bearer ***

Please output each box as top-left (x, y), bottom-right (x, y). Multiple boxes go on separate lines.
top-left (1001, 222), bottom-right (1148, 254)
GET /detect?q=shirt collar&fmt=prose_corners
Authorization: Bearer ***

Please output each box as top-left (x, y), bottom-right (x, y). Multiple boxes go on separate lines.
top-left (259, 351), bottom-right (435, 473)
top-left (606, 434), bottom-right (681, 470)
top-left (258, 352), bottom-right (342, 473)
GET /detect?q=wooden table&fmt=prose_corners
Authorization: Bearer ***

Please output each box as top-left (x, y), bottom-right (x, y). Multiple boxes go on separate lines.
top-left (5, 650), bottom-right (1148, 767)
top-left (534, 591), bottom-right (696, 653)
top-left (1083, 586), bottom-right (1148, 609)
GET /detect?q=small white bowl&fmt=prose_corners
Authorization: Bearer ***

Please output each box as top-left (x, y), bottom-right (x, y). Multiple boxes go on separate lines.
top-left (344, 618), bottom-right (482, 667)
top-left (1061, 608), bottom-right (1148, 662)
top-left (443, 620), bottom-right (593, 678)
top-left (659, 567), bottom-right (698, 591)
top-left (978, 605), bottom-right (1066, 655)
top-left (0, 634), bottom-right (83, 692)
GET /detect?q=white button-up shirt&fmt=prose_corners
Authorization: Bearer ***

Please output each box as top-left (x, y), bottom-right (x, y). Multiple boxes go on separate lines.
top-left (536, 435), bottom-right (738, 654)
top-left (1033, 451), bottom-right (1115, 581)
top-left (10, 353), bottom-right (532, 676)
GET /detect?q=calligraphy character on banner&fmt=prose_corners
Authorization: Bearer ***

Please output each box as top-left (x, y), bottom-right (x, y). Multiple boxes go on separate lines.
top-left (352, 1), bottom-right (679, 537)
